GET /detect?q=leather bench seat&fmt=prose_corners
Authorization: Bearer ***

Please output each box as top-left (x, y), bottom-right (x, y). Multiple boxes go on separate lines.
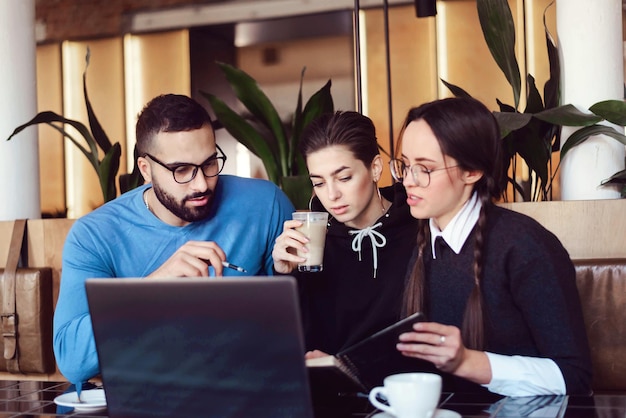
top-left (575, 259), bottom-right (626, 393)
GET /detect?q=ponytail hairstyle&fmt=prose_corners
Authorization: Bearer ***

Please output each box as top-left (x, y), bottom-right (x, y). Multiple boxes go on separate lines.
top-left (399, 97), bottom-right (505, 350)
top-left (299, 110), bottom-right (380, 167)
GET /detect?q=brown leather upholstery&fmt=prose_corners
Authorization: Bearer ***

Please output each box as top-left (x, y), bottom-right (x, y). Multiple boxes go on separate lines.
top-left (575, 259), bottom-right (626, 393)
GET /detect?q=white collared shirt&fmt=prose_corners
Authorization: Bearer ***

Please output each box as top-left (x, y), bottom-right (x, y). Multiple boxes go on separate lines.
top-left (429, 192), bottom-right (481, 259)
top-left (426, 192), bottom-right (566, 396)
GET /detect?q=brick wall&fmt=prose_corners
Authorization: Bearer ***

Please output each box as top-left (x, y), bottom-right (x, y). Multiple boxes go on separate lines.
top-left (35, 0), bottom-right (221, 43)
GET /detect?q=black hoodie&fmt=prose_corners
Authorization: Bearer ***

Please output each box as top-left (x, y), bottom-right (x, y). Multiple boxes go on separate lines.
top-left (296, 182), bottom-right (419, 354)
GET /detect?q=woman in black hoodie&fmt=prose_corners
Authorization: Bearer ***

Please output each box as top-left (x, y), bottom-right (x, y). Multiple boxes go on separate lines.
top-left (272, 110), bottom-right (419, 356)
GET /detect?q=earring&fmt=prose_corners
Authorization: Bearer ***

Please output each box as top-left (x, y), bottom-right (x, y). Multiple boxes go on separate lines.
top-left (375, 182), bottom-right (385, 214)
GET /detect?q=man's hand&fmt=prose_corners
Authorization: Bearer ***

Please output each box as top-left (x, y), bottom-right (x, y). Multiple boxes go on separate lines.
top-left (148, 241), bottom-right (227, 278)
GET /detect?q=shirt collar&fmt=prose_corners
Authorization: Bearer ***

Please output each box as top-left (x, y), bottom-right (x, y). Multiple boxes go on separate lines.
top-left (429, 192), bottom-right (481, 259)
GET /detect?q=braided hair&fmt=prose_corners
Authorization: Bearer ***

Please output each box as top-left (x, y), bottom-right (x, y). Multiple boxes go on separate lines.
top-left (399, 97), bottom-right (505, 350)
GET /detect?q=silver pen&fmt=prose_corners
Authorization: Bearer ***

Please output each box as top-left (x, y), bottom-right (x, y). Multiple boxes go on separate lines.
top-left (221, 261), bottom-right (247, 273)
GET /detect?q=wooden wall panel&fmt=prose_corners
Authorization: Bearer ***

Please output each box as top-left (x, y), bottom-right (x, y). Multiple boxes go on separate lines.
top-left (525, 0), bottom-right (557, 90)
top-left (362, 5), bottom-right (437, 186)
top-left (36, 44), bottom-right (66, 217)
top-left (436, 0), bottom-right (522, 109)
top-left (238, 36), bottom-right (353, 85)
top-left (237, 35), bottom-right (354, 116)
top-left (124, 29), bottom-right (191, 171)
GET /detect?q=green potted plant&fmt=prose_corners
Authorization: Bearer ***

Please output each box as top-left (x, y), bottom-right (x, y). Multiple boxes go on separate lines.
top-left (6, 49), bottom-right (143, 204)
top-left (201, 62), bottom-right (334, 210)
top-left (444, 0), bottom-right (626, 200)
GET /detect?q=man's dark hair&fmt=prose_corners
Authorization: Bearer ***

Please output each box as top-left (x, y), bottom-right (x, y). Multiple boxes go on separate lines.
top-left (135, 94), bottom-right (213, 155)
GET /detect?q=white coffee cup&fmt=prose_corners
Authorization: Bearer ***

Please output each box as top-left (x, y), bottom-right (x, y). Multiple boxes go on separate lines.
top-left (368, 373), bottom-right (442, 418)
top-left (292, 211), bottom-right (328, 272)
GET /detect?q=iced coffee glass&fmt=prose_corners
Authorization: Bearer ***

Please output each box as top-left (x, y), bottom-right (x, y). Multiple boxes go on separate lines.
top-left (292, 211), bottom-right (329, 272)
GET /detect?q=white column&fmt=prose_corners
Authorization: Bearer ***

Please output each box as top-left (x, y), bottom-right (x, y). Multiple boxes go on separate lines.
top-left (0, 0), bottom-right (41, 220)
top-left (557, 0), bottom-right (625, 200)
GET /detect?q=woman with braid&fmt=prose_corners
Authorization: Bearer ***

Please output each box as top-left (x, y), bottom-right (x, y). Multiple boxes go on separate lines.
top-left (390, 97), bottom-right (592, 396)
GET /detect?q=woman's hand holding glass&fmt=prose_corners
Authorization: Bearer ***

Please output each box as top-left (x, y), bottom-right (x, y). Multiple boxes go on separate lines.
top-left (272, 220), bottom-right (309, 274)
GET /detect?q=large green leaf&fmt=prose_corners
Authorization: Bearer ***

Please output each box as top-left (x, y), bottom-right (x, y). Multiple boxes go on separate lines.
top-left (98, 143), bottom-right (121, 202)
top-left (119, 145), bottom-right (144, 194)
top-left (493, 111), bottom-right (532, 138)
top-left (534, 104), bottom-right (603, 126)
top-left (477, 0), bottom-right (521, 109)
top-left (441, 79), bottom-right (472, 98)
top-left (542, 2), bottom-right (559, 109)
top-left (293, 79), bottom-right (334, 153)
top-left (601, 168), bottom-right (626, 184)
top-left (291, 78), bottom-right (333, 176)
top-left (589, 100), bottom-right (626, 126)
top-left (507, 174), bottom-right (529, 201)
top-left (524, 75), bottom-right (544, 113)
top-left (301, 79), bottom-right (333, 128)
top-left (6, 111), bottom-right (100, 170)
top-left (496, 99), bottom-right (524, 199)
top-left (497, 99), bottom-right (516, 113)
top-left (290, 68), bottom-right (307, 172)
top-left (216, 62), bottom-right (288, 176)
top-left (82, 47), bottom-right (112, 154)
top-left (281, 174), bottom-right (313, 211)
top-left (119, 170), bottom-right (144, 195)
top-left (524, 74), bottom-right (559, 195)
top-left (205, 62), bottom-right (335, 208)
top-left (561, 125), bottom-right (626, 158)
top-left (513, 119), bottom-right (551, 193)
top-left (601, 168), bottom-right (626, 197)
top-left (202, 92), bottom-right (280, 184)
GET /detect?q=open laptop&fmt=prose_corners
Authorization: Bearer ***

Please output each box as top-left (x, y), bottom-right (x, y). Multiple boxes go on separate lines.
top-left (85, 276), bottom-right (314, 418)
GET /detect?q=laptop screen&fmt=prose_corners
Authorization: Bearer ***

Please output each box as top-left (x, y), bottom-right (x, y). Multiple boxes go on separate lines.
top-left (86, 276), bottom-right (313, 418)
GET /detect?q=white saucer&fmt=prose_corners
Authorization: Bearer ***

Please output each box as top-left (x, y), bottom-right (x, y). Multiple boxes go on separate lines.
top-left (435, 409), bottom-right (462, 418)
top-left (54, 388), bottom-right (107, 413)
top-left (371, 408), bottom-right (462, 418)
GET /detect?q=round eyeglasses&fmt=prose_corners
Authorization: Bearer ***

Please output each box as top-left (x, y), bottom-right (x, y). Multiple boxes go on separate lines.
top-left (144, 145), bottom-right (227, 184)
top-left (389, 159), bottom-right (459, 188)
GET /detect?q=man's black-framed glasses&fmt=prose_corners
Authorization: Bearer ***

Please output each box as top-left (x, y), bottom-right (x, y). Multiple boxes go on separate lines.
top-left (389, 159), bottom-right (458, 188)
top-left (144, 145), bottom-right (227, 184)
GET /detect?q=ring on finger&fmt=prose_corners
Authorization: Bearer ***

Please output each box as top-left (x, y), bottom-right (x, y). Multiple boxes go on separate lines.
top-left (439, 335), bottom-right (446, 345)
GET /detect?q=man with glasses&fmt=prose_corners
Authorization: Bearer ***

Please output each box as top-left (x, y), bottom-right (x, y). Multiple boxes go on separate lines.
top-left (53, 94), bottom-right (295, 384)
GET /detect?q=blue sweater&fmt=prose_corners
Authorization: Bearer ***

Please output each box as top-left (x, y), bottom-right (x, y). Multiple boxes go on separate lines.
top-left (53, 175), bottom-right (294, 383)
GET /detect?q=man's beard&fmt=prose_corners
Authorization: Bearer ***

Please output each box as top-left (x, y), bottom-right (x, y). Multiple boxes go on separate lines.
top-left (152, 183), bottom-right (214, 222)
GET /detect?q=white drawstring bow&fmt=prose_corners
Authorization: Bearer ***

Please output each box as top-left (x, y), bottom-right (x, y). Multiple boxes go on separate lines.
top-left (348, 222), bottom-right (387, 278)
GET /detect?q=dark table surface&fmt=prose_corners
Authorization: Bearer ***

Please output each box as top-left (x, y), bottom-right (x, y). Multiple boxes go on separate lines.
top-left (0, 380), bottom-right (622, 417)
